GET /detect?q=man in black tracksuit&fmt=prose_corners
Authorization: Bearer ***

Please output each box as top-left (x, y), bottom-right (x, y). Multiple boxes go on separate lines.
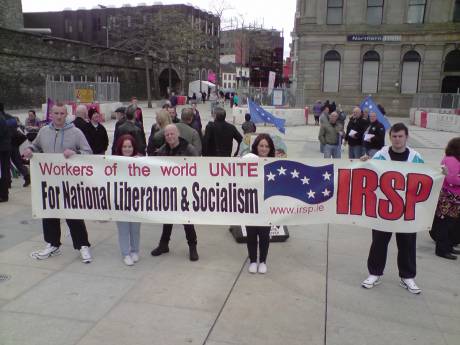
top-left (203, 107), bottom-right (242, 157)
top-left (363, 111), bottom-right (386, 157)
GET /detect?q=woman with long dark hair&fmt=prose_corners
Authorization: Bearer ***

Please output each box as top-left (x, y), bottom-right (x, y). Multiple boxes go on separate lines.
top-left (430, 137), bottom-right (460, 260)
top-left (245, 134), bottom-right (275, 274)
top-left (114, 134), bottom-right (142, 266)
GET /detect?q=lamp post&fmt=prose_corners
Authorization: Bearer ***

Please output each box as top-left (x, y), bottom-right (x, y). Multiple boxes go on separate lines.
top-left (135, 56), bottom-right (152, 108)
top-left (101, 26), bottom-right (109, 48)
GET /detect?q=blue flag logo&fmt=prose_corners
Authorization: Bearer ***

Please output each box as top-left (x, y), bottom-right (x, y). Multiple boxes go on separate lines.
top-left (264, 160), bottom-right (334, 205)
top-left (248, 100), bottom-right (286, 134)
top-left (360, 96), bottom-right (391, 130)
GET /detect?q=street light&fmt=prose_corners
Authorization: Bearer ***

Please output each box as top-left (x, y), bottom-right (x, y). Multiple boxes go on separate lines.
top-left (101, 26), bottom-right (109, 48)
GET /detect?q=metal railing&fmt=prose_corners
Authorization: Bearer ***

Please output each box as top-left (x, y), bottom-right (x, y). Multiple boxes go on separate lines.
top-left (235, 87), bottom-right (297, 107)
top-left (45, 76), bottom-right (120, 103)
top-left (412, 93), bottom-right (460, 109)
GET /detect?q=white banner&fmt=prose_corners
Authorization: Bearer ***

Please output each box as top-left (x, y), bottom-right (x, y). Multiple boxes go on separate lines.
top-left (268, 71), bottom-right (276, 95)
top-left (30, 154), bottom-right (444, 233)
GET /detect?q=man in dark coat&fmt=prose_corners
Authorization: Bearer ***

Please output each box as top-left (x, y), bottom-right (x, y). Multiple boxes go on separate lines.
top-left (86, 107), bottom-right (109, 155)
top-left (203, 107), bottom-right (242, 157)
top-left (0, 102), bottom-right (17, 202)
top-left (112, 105), bottom-right (146, 155)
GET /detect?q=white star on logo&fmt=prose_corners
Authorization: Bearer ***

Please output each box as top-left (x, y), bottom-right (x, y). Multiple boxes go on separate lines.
top-left (322, 171), bottom-right (332, 180)
top-left (322, 189), bottom-right (331, 197)
top-left (307, 190), bottom-right (315, 199)
top-left (277, 166), bottom-right (286, 175)
top-left (291, 169), bottom-right (299, 178)
top-left (301, 176), bottom-right (310, 185)
top-left (266, 172), bottom-right (276, 181)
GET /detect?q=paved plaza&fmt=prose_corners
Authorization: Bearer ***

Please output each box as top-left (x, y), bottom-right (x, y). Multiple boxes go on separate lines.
top-left (1, 103), bottom-right (459, 345)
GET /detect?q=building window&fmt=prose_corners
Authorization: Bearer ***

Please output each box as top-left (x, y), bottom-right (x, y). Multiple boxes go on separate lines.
top-left (64, 19), bottom-right (73, 33)
top-left (224, 74), bottom-right (227, 81)
top-left (454, 0), bottom-right (460, 22)
top-left (323, 50), bottom-right (341, 92)
top-left (401, 50), bottom-right (421, 94)
top-left (367, 0), bottom-right (384, 25)
top-left (127, 16), bottom-right (131, 28)
top-left (444, 50), bottom-right (460, 72)
top-left (407, 0), bottom-right (426, 24)
top-left (362, 51), bottom-right (380, 93)
top-left (78, 19), bottom-right (83, 33)
top-left (327, 0), bottom-right (343, 25)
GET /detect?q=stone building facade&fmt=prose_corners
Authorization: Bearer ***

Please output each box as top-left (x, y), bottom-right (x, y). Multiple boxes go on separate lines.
top-left (0, 0), bottom-right (23, 30)
top-left (293, 0), bottom-right (460, 116)
top-left (23, 4), bottom-right (220, 96)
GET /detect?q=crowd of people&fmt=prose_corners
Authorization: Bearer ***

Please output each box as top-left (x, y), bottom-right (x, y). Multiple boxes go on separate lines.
top-left (0, 98), bottom-right (459, 294)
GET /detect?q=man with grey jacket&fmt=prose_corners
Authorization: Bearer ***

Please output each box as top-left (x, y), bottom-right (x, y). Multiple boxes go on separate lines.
top-left (175, 108), bottom-right (202, 155)
top-left (23, 103), bottom-right (93, 263)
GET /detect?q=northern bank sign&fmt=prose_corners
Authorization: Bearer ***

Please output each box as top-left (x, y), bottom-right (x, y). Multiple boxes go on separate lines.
top-left (347, 34), bottom-right (402, 42)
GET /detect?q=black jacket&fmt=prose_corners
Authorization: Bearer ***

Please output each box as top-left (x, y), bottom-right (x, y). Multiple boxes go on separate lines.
top-left (113, 121), bottom-right (146, 155)
top-left (0, 111), bottom-right (17, 151)
top-left (87, 123), bottom-right (109, 154)
top-left (345, 117), bottom-right (369, 146)
top-left (157, 137), bottom-right (198, 157)
top-left (363, 120), bottom-right (385, 150)
top-left (203, 120), bottom-right (242, 157)
top-left (73, 117), bottom-right (92, 143)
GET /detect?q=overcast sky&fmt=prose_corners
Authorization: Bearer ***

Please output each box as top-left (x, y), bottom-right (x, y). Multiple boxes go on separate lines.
top-left (22, 0), bottom-right (295, 57)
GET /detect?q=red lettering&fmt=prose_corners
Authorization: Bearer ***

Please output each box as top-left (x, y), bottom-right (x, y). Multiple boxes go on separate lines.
top-left (404, 173), bottom-right (433, 220)
top-left (378, 171), bottom-right (405, 220)
top-left (336, 169), bottom-right (351, 214)
top-left (248, 162), bottom-right (258, 177)
top-left (350, 168), bottom-right (378, 217)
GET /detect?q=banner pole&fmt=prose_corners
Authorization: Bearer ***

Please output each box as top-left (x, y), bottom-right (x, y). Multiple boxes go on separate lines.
top-left (324, 223), bottom-right (330, 345)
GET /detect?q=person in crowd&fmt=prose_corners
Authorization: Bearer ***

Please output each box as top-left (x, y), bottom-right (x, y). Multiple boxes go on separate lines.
top-left (203, 107), bottom-right (242, 157)
top-left (430, 137), bottom-right (460, 260)
top-left (319, 105), bottom-right (331, 153)
top-left (242, 113), bottom-right (256, 134)
top-left (361, 123), bottom-right (424, 294)
top-left (244, 133), bottom-right (275, 274)
top-left (112, 104), bottom-right (146, 155)
top-left (130, 97), bottom-right (144, 129)
top-left (209, 90), bottom-right (218, 114)
top-left (169, 91), bottom-right (178, 108)
top-left (190, 101), bottom-right (203, 139)
top-left (23, 103), bottom-right (93, 263)
top-left (147, 110), bottom-right (172, 156)
top-left (330, 101), bottom-right (337, 113)
top-left (162, 103), bottom-right (170, 110)
top-left (86, 107), bottom-right (109, 155)
top-left (114, 134), bottom-right (142, 266)
top-left (176, 108), bottom-right (202, 154)
top-left (0, 103), bottom-right (17, 202)
top-left (217, 91), bottom-right (226, 108)
top-left (344, 107), bottom-right (369, 159)
top-left (362, 107), bottom-right (370, 119)
top-left (10, 117), bottom-right (30, 187)
top-left (168, 106), bottom-right (180, 124)
top-left (363, 111), bottom-right (385, 157)
top-left (201, 91), bottom-right (207, 104)
top-left (313, 100), bottom-right (322, 125)
top-left (191, 92), bottom-right (197, 102)
top-left (233, 93), bottom-right (239, 107)
top-left (150, 124), bottom-right (200, 261)
top-left (73, 104), bottom-right (91, 143)
top-left (318, 111), bottom-right (343, 159)
top-left (25, 110), bottom-right (42, 142)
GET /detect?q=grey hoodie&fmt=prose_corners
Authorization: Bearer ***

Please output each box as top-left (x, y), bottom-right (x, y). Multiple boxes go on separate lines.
top-left (29, 121), bottom-right (92, 154)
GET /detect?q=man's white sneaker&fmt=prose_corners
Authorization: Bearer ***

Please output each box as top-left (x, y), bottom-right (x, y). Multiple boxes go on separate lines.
top-left (30, 243), bottom-right (61, 260)
top-left (400, 278), bottom-right (421, 294)
top-left (123, 255), bottom-right (134, 266)
top-left (361, 275), bottom-right (382, 289)
top-left (130, 253), bottom-right (139, 263)
top-left (258, 262), bottom-right (267, 274)
top-left (248, 262), bottom-right (258, 274)
top-left (80, 246), bottom-right (92, 264)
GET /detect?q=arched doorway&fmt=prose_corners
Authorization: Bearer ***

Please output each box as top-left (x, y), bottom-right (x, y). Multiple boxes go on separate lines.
top-left (159, 68), bottom-right (181, 98)
top-left (442, 50), bottom-right (460, 93)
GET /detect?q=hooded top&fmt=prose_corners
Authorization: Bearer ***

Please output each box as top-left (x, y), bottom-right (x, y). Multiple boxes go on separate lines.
top-left (28, 121), bottom-right (92, 154)
top-left (372, 146), bottom-right (424, 163)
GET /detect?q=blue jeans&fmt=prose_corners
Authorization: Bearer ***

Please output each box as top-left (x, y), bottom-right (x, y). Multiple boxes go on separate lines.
top-left (324, 144), bottom-right (341, 158)
top-left (116, 221), bottom-right (141, 256)
top-left (348, 145), bottom-right (364, 159)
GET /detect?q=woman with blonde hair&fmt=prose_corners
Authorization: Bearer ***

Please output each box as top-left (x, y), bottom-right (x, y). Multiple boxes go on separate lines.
top-left (147, 110), bottom-right (172, 155)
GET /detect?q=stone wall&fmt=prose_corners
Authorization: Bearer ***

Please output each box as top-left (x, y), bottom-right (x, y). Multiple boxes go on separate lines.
top-left (0, 0), bottom-right (23, 30)
top-left (0, 28), bottom-right (148, 109)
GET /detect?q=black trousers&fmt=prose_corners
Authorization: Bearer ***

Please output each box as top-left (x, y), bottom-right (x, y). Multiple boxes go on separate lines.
top-left (367, 230), bottom-right (416, 279)
top-left (160, 224), bottom-right (197, 245)
top-left (0, 150), bottom-right (11, 199)
top-left (10, 146), bottom-right (29, 178)
top-left (246, 226), bottom-right (270, 263)
top-left (43, 218), bottom-right (90, 250)
top-left (432, 215), bottom-right (458, 255)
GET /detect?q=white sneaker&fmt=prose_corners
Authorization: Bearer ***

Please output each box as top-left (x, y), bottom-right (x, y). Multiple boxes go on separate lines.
top-left (258, 262), bottom-right (267, 274)
top-left (130, 253), bottom-right (139, 263)
top-left (361, 275), bottom-right (382, 289)
top-left (123, 255), bottom-right (134, 266)
top-left (79, 246), bottom-right (92, 264)
top-left (30, 243), bottom-right (61, 260)
top-left (400, 278), bottom-right (421, 294)
top-left (248, 262), bottom-right (258, 274)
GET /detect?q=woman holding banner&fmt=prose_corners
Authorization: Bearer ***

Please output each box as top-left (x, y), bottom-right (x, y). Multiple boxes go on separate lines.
top-left (114, 134), bottom-right (142, 266)
top-left (244, 134), bottom-right (275, 274)
top-left (430, 137), bottom-right (460, 260)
